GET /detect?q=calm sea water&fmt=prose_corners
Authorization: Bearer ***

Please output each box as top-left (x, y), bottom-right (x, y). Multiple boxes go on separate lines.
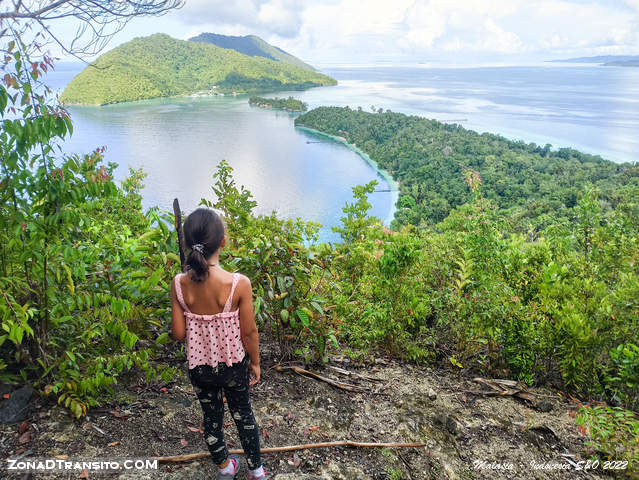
top-left (46, 62), bottom-right (639, 242)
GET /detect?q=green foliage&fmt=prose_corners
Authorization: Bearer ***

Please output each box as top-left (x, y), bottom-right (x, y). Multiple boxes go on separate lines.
top-left (605, 344), bottom-right (639, 410)
top-left (249, 96), bottom-right (308, 112)
top-left (332, 180), bottom-right (379, 243)
top-left (0, 40), bottom-right (177, 417)
top-left (60, 34), bottom-right (336, 105)
top-left (576, 405), bottom-right (639, 468)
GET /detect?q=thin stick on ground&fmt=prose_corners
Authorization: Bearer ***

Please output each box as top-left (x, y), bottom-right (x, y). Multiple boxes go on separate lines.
top-left (157, 440), bottom-right (427, 463)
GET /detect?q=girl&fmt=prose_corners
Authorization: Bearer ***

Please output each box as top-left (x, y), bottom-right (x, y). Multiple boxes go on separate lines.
top-left (170, 208), bottom-right (267, 480)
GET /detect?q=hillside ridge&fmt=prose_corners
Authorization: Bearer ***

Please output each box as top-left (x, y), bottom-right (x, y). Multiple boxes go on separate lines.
top-left (189, 32), bottom-right (316, 72)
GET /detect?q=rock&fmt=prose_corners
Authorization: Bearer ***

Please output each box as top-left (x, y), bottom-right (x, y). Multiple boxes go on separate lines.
top-left (432, 411), bottom-right (463, 436)
top-left (446, 416), bottom-right (462, 436)
top-left (321, 462), bottom-right (371, 480)
top-left (427, 388), bottom-right (437, 401)
top-left (0, 386), bottom-right (33, 424)
top-left (535, 400), bottom-right (553, 412)
top-left (442, 146), bottom-right (453, 156)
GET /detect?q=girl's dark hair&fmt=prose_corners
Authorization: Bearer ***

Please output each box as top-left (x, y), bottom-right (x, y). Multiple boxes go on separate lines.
top-left (183, 208), bottom-right (225, 283)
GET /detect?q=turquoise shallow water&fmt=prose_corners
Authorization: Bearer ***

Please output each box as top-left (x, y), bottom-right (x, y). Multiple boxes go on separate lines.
top-left (46, 62), bottom-right (639, 243)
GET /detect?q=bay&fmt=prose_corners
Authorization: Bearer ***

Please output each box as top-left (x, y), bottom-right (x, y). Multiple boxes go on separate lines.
top-left (45, 62), bottom-right (639, 243)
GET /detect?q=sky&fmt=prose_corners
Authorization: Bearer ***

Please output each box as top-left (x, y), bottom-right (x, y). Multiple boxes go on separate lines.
top-left (46, 0), bottom-right (639, 65)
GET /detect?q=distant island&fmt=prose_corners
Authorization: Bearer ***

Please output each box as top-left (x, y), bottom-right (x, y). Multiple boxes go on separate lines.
top-left (60, 33), bottom-right (336, 105)
top-left (549, 54), bottom-right (639, 67)
top-left (249, 96), bottom-right (308, 112)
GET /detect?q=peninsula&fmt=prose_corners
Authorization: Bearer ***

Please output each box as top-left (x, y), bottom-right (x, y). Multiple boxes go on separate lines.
top-left (60, 33), bottom-right (336, 105)
top-left (295, 106), bottom-right (638, 229)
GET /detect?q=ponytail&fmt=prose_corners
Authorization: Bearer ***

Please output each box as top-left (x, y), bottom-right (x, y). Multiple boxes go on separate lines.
top-left (186, 246), bottom-right (209, 283)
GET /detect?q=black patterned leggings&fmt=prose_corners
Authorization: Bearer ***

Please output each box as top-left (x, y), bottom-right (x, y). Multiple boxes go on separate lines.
top-left (188, 356), bottom-right (262, 469)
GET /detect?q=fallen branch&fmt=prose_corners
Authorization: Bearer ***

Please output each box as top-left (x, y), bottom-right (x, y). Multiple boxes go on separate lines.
top-left (157, 440), bottom-right (426, 463)
top-left (470, 377), bottom-right (536, 403)
top-left (274, 365), bottom-right (368, 392)
top-left (326, 365), bottom-right (384, 383)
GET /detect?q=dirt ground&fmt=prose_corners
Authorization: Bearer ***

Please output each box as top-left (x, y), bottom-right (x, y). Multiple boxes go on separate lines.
top-left (1, 340), bottom-right (630, 480)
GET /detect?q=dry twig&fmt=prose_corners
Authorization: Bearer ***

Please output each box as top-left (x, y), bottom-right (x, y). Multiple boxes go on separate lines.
top-left (274, 365), bottom-right (368, 392)
top-left (157, 440), bottom-right (426, 463)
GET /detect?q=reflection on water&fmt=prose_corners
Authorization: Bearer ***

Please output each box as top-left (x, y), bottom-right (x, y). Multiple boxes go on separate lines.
top-left (63, 97), bottom-right (395, 244)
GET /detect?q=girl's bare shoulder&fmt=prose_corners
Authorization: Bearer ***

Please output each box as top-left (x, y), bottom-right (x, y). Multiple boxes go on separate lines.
top-left (235, 273), bottom-right (252, 292)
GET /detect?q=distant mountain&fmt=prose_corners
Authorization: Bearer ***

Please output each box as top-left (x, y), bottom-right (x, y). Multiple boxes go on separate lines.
top-left (549, 55), bottom-right (639, 66)
top-left (189, 33), bottom-right (316, 72)
top-left (603, 60), bottom-right (639, 67)
top-left (60, 34), bottom-right (336, 105)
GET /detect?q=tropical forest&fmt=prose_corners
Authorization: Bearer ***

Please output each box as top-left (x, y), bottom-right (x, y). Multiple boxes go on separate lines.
top-left (1, 1), bottom-right (638, 479)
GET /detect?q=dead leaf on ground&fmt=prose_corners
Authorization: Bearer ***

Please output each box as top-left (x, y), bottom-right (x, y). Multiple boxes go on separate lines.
top-left (79, 468), bottom-right (89, 478)
top-left (108, 441), bottom-right (119, 447)
top-left (18, 421), bottom-right (29, 434)
top-left (293, 453), bottom-right (301, 468)
top-left (18, 431), bottom-right (31, 444)
top-left (180, 438), bottom-right (188, 447)
top-left (2, 393), bottom-right (10, 399)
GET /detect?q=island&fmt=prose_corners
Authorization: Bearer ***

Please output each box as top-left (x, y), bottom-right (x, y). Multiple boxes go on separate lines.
top-left (548, 55), bottom-right (639, 67)
top-left (60, 33), bottom-right (337, 105)
top-left (248, 96), bottom-right (308, 112)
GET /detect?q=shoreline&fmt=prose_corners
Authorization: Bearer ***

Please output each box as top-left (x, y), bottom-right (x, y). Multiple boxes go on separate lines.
top-left (295, 125), bottom-right (400, 227)
top-left (61, 83), bottom-right (334, 107)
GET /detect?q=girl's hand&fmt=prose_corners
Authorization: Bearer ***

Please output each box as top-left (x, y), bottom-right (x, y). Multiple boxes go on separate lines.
top-left (249, 362), bottom-right (260, 386)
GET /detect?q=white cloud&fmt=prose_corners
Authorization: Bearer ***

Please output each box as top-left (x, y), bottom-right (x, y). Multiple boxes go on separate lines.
top-left (623, 0), bottom-right (639, 11)
top-left (119, 0), bottom-right (639, 63)
top-left (257, 0), bottom-right (304, 38)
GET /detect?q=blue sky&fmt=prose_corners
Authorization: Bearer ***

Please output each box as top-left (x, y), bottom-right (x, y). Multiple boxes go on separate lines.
top-left (48, 0), bottom-right (639, 64)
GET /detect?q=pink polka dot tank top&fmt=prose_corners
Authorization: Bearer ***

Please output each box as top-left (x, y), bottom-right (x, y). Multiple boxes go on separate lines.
top-left (173, 272), bottom-right (246, 369)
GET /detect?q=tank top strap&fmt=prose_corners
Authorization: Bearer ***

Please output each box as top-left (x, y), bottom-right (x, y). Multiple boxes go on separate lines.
top-left (174, 273), bottom-right (190, 313)
top-left (223, 273), bottom-right (240, 312)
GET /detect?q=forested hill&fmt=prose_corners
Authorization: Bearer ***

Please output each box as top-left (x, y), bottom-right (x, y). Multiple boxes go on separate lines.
top-left (60, 34), bottom-right (336, 105)
top-left (295, 107), bottom-right (639, 230)
top-left (189, 33), bottom-right (316, 72)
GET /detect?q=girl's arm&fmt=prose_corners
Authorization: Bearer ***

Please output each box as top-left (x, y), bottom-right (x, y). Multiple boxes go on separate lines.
top-left (238, 275), bottom-right (260, 384)
top-left (170, 277), bottom-right (186, 341)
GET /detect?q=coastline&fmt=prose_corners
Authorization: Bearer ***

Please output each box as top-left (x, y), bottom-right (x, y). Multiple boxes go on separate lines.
top-left (295, 125), bottom-right (400, 227)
